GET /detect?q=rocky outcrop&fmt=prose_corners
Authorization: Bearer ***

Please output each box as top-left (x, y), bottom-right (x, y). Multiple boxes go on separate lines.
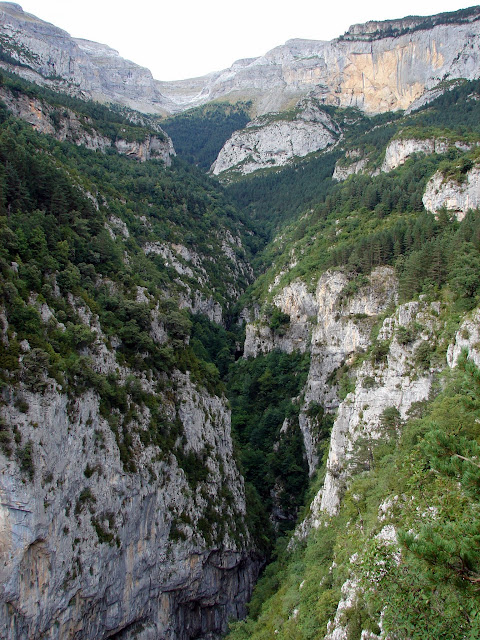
top-left (332, 149), bottom-right (369, 182)
top-left (243, 271), bottom-right (446, 520)
top-left (114, 135), bottom-right (175, 163)
top-left (243, 279), bottom-right (316, 358)
top-left (319, 298), bottom-right (442, 515)
top-left (0, 294), bottom-right (260, 639)
top-left (244, 268), bottom-right (398, 473)
top-left (447, 307), bottom-right (480, 369)
top-left (313, 302), bottom-right (480, 639)
top-left (211, 100), bottom-right (340, 176)
top-left (0, 86), bottom-right (175, 163)
top-left (422, 164), bottom-right (480, 220)
top-left (381, 137), bottom-right (450, 172)
top-left (143, 233), bottom-right (252, 322)
top-left (4, 4), bottom-right (480, 117)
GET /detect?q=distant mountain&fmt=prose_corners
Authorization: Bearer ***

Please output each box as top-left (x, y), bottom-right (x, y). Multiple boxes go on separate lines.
top-left (1, 3), bottom-right (480, 116)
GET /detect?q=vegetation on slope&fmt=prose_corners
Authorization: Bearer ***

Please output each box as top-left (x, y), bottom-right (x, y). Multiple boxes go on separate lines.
top-left (0, 99), bottom-right (256, 502)
top-left (226, 80), bottom-right (480, 245)
top-left (228, 355), bottom-right (480, 639)
top-left (0, 67), bottom-right (166, 142)
top-left (161, 102), bottom-right (252, 170)
top-left (3, 53), bottom-right (480, 638)
top-left (220, 79), bottom-right (480, 639)
top-left (228, 350), bottom-right (311, 533)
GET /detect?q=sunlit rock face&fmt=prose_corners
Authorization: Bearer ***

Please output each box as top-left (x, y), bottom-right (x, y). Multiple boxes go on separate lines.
top-left (160, 9), bottom-right (480, 115)
top-left (243, 267), bottom-right (398, 474)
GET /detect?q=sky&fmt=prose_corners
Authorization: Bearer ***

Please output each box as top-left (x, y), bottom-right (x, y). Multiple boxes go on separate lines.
top-left (15, 0), bottom-right (476, 81)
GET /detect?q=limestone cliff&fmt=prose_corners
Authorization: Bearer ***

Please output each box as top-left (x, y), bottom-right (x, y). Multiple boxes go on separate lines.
top-left (3, 4), bottom-right (480, 118)
top-left (0, 85), bottom-right (175, 163)
top-left (381, 137), bottom-right (450, 172)
top-left (243, 270), bottom-right (450, 524)
top-left (0, 291), bottom-right (260, 639)
top-left (422, 163), bottom-right (480, 219)
top-left (0, 3), bottom-right (173, 115)
top-left (447, 307), bottom-right (480, 369)
top-left (319, 298), bottom-right (441, 515)
top-left (244, 268), bottom-right (397, 474)
top-left (332, 154), bottom-right (369, 181)
top-left (312, 301), bottom-right (480, 640)
top-left (211, 99), bottom-right (340, 177)
top-left (160, 7), bottom-right (480, 116)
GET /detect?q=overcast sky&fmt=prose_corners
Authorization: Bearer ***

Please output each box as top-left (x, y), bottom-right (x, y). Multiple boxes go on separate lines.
top-left (16, 1), bottom-right (475, 80)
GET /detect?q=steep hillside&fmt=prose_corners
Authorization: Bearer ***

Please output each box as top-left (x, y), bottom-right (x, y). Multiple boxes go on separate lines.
top-left (220, 78), bottom-right (480, 640)
top-left (2, 6), bottom-right (480, 640)
top-left (0, 70), bottom-right (175, 162)
top-left (0, 2), bottom-right (172, 114)
top-left (161, 102), bottom-right (252, 170)
top-left (0, 85), bottom-right (264, 638)
top-left (210, 98), bottom-right (341, 177)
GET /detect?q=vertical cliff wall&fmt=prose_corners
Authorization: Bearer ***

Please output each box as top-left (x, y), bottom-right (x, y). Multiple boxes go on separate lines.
top-left (0, 294), bottom-right (261, 639)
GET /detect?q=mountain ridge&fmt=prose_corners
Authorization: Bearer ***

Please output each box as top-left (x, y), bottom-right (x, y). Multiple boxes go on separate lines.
top-left (2, 3), bottom-right (480, 116)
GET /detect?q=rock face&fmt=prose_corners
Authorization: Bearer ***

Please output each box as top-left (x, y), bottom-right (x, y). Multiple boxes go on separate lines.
top-left (211, 100), bottom-right (340, 176)
top-left (0, 86), bottom-right (175, 163)
top-left (319, 303), bottom-right (480, 640)
top-left (143, 232), bottom-right (253, 323)
top-left (160, 7), bottom-right (480, 116)
top-left (243, 271), bottom-right (447, 522)
top-left (447, 307), bottom-right (480, 369)
top-left (319, 298), bottom-right (441, 515)
top-left (422, 164), bottom-right (480, 220)
top-left (0, 3), bottom-right (172, 115)
top-left (0, 294), bottom-right (260, 639)
top-left (381, 137), bottom-right (450, 172)
top-left (244, 268), bottom-right (398, 473)
top-left (3, 4), bottom-right (480, 117)
top-left (332, 149), bottom-right (369, 182)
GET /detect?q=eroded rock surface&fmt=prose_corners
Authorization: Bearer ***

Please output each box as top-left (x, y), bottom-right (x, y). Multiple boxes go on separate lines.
top-left (3, 4), bottom-right (480, 116)
top-left (423, 165), bottom-right (480, 220)
top-left (0, 294), bottom-right (260, 639)
top-left (211, 100), bottom-right (340, 176)
top-left (0, 86), bottom-right (175, 163)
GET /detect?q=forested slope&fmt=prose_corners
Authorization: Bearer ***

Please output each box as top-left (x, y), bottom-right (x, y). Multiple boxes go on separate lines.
top-left (221, 79), bottom-right (480, 640)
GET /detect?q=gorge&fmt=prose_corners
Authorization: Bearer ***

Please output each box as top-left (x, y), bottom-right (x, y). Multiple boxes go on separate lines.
top-left (1, 3), bottom-right (480, 639)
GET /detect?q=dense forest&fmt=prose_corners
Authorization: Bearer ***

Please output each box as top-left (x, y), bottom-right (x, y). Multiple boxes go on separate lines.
top-left (162, 102), bottom-right (252, 170)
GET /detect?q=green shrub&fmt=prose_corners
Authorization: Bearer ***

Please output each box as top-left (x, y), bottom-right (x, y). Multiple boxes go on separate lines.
top-left (16, 440), bottom-right (34, 480)
top-left (396, 325), bottom-right (414, 345)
